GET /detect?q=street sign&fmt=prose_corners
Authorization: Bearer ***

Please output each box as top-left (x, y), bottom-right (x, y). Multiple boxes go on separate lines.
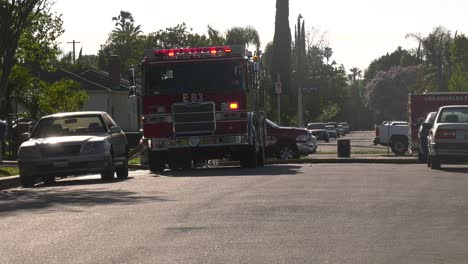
top-left (275, 81), bottom-right (282, 94)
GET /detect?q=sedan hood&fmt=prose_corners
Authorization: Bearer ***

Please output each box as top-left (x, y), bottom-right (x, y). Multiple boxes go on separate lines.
top-left (21, 135), bottom-right (106, 147)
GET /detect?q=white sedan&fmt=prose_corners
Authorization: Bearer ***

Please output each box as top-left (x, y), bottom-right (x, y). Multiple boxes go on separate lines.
top-left (427, 105), bottom-right (468, 169)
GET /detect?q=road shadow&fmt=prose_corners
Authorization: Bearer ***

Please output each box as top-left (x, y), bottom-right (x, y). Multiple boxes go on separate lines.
top-left (0, 182), bottom-right (170, 216)
top-left (35, 177), bottom-right (134, 188)
top-left (439, 166), bottom-right (468, 174)
top-left (153, 164), bottom-right (302, 178)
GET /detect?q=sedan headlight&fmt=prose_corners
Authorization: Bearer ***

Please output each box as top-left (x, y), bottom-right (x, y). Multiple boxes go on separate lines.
top-left (18, 146), bottom-right (41, 159)
top-left (81, 141), bottom-right (106, 154)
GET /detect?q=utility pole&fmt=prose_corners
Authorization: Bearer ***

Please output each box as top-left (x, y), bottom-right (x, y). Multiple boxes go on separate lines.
top-left (275, 73), bottom-right (282, 125)
top-left (296, 14), bottom-right (304, 127)
top-left (67, 40), bottom-right (81, 64)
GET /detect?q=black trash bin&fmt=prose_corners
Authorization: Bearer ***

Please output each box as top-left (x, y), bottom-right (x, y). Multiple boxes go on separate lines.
top-left (337, 139), bottom-right (351, 158)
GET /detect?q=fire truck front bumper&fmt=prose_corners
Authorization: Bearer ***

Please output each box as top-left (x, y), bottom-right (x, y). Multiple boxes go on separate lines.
top-left (149, 134), bottom-right (250, 151)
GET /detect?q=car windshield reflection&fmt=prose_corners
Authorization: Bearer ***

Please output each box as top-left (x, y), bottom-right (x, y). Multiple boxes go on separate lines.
top-left (31, 115), bottom-right (107, 138)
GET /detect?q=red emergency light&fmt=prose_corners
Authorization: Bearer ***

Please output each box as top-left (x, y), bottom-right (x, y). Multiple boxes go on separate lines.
top-left (155, 46), bottom-right (232, 58)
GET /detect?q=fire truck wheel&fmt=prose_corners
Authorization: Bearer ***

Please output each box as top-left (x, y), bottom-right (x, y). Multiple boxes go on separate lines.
top-left (149, 161), bottom-right (165, 173)
top-left (42, 175), bottom-right (56, 185)
top-left (169, 159), bottom-right (192, 171)
top-left (20, 174), bottom-right (35, 188)
top-left (257, 147), bottom-right (265, 167)
top-left (240, 146), bottom-right (258, 168)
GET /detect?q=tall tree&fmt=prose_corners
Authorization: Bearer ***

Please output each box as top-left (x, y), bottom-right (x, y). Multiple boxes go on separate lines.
top-left (112, 10), bottom-right (142, 37)
top-left (364, 66), bottom-right (421, 121)
top-left (449, 34), bottom-right (468, 91)
top-left (349, 67), bottom-right (362, 83)
top-left (271, 0), bottom-right (292, 101)
top-left (207, 25), bottom-right (225, 46)
top-left (99, 10), bottom-right (145, 73)
top-left (422, 26), bottom-right (452, 92)
top-left (0, 0), bottom-right (47, 116)
top-left (225, 26), bottom-right (260, 52)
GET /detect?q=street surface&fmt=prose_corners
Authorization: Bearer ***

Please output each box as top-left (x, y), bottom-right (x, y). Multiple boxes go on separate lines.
top-left (1, 164), bottom-right (468, 263)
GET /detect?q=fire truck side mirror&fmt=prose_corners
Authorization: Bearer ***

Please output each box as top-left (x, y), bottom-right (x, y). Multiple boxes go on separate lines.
top-left (128, 68), bottom-right (136, 87)
top-left (128, 67), bottom-right (137, 97)
top-left (129, 87), bottom-right (137, 97)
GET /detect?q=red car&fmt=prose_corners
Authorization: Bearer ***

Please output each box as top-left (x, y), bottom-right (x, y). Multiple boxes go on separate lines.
top-left (265, 119), bottom-right (316, 160)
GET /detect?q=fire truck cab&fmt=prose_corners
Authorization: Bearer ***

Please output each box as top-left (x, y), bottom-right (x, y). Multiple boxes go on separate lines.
top-left (130, 45), bottom-right (266, 171)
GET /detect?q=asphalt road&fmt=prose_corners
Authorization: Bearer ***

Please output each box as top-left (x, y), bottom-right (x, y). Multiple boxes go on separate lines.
top-left (1, 164), bottom-right (468, 263)
top-left (316, 131), bottom-right (388, 154)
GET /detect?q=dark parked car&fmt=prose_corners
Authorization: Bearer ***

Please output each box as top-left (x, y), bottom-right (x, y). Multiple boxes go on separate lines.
top-left (325, 125), bottom-right (338, 139)
top-left (18, 111), bottom-right (128, 187)
top-left (309, 129), bottom-right (330, 142)
top-left (306, 122), bottom-right (330, 142)
top-left (265, 119), bottom-right (316, 160)
top-left (417, 111), bottom-right (436, 162)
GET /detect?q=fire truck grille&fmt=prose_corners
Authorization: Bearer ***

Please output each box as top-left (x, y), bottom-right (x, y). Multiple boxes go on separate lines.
top-left (173, 102), bottom-right (216, 135)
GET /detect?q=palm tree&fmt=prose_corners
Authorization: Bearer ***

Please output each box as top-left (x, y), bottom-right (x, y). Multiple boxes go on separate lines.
top-left (112, 10), bottom-right (142, 37)
top-left (225, 26), bottom-right (260, 52)
top-left (405, 32), bottom-right (423, 60)
top-left (349, 67), bottom-right (362, 83)
top-left (323, 47), bottom-right (333, 64)
top-left (207, 25), bottom-right (225, 46)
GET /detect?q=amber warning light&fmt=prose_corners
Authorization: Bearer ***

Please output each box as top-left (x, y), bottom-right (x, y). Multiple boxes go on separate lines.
top-left (229, 102), bottom-right (239, 110)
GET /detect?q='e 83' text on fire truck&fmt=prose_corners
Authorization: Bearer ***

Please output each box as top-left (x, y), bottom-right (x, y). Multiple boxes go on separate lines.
top-left (129, 45), bottom-right (266, 171)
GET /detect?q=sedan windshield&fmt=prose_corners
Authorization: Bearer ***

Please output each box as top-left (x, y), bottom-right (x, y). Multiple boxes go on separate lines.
top-left (31, 115), bottom-right (107, 138)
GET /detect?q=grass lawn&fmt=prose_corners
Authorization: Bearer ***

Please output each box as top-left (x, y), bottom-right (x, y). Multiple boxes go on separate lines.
top-left (0, 167), bottom-right (19, 178)
top-left (129, 157), bottom-right (141, 165)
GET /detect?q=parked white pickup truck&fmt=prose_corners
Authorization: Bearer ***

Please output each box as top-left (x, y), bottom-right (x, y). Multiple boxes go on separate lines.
top-left (373, 121), bottom-right (409, 155)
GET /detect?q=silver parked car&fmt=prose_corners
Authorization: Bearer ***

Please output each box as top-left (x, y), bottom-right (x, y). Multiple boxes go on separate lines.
top-left (18, 111), bottom-right (128, 187)
top-left (427, 105), bottom-right (468, 169)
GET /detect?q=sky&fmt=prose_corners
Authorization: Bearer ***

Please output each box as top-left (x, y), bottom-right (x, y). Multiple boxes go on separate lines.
top-left (53, 0), bottom-right (467, 71)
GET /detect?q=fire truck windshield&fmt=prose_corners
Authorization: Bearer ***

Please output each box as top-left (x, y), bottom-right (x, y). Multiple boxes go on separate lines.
top-left (144, 61), bottom-right (245, 95)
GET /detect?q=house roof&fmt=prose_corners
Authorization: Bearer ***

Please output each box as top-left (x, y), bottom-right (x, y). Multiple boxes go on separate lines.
top-left (80, 68), bottom-right (129, 91)
top-left (37, 68), bottom-right (111, 92)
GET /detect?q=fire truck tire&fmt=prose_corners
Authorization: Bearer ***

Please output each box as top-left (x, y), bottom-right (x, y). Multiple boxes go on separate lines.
top-left (148, 151), bottom-right (166, 173)
top-left (42, 175), bottom-right (56, 185)
top-left (257, 147), bottom-right (265, 167)
top-left (169, 159), bottom-right (192, 171)
top-left (20, 174), bottom-right (35, 188)
top-left (240, 146), bottom-right (257, 168)
top-left (149, 162), bottom-right (165, 173)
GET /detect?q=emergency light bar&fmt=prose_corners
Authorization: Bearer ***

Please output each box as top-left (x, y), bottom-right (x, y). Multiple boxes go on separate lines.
top-left (155, 46), bottom-right (232, 58)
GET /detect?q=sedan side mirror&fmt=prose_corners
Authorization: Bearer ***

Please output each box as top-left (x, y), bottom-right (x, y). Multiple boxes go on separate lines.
top-left (110, 126), bottom-right (121, 134)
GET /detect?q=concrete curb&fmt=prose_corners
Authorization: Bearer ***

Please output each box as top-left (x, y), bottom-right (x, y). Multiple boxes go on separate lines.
top-left (0, 175), bottom-right (20, 191)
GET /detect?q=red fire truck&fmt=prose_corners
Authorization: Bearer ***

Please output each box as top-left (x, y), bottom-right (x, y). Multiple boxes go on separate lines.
top-left (409, 92), bottom-right (468, 154)
top-left (129, 45), bottom-right (266, 171)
